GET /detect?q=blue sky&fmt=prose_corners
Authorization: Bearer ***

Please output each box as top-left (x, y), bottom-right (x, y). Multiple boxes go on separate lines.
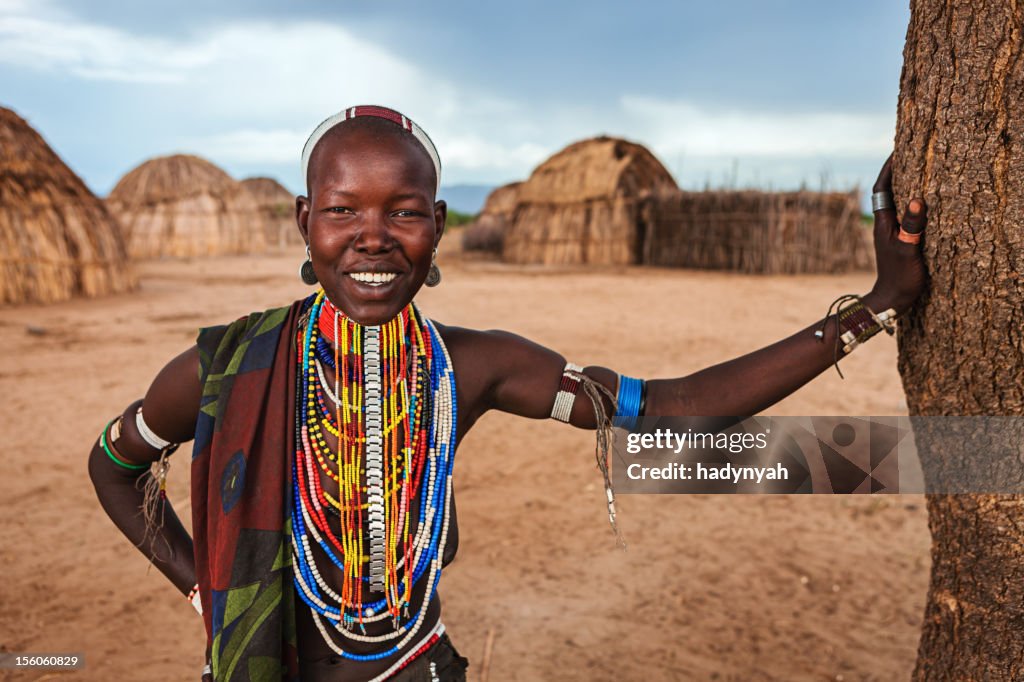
top-left (0, 0), bottom-right (910, 208)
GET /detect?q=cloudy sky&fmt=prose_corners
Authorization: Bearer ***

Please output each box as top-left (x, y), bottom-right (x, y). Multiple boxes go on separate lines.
top-left (0, 0), bottom-right (910, 209)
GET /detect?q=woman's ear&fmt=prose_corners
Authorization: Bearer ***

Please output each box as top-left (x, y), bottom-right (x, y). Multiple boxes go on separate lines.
top-left (296, 195), bottom-right (311, 244)
top-left (433, 199), bottom-right (448, 246)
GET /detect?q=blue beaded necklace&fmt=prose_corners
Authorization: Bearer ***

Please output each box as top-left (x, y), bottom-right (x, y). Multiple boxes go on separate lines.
top-left (290, 291), bottom-right (458, 660)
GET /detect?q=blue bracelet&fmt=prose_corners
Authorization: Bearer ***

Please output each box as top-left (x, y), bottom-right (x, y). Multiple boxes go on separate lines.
top-left (615, 375), bottom-right (645, 430)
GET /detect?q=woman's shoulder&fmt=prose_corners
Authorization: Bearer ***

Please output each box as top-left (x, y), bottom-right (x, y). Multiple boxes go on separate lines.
top-left (197, 296), bottom-right (313, 379)
top-left (200, 298), bottom-right (308, 342)
top-left (430, 321), bottom-right (536, 356)
top-left (428, 321), bottom-right (546, 383)
top-left (429, 320), bottom-right (494, 355)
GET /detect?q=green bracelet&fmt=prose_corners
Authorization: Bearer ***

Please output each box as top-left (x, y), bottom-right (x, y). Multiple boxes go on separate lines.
top-left (100, 419), bottom-right (150, 472)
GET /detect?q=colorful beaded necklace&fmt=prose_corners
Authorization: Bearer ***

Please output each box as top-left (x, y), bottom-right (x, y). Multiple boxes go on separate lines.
top-left (291, 291), bottom-right (458, 660)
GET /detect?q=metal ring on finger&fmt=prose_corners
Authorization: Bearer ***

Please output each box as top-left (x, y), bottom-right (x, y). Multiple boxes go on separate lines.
top-left (897, 228), bottom-right (922, 245)
top-left (871, 191), bottom-right (896, 212)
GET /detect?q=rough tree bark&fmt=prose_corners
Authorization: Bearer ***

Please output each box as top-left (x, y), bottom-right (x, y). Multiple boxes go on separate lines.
top-left (894, 0), bottom-right (1024, 679)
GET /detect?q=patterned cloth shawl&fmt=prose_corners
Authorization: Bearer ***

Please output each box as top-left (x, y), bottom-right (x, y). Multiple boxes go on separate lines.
top-left (192, 297), bottom-right (309, 681)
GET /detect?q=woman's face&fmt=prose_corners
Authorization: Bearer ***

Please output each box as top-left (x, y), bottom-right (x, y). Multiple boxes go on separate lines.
top-left (297, 124), bottom-right (446, 325)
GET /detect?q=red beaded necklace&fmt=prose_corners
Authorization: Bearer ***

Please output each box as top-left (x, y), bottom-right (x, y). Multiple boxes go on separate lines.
top-left (294, 296), bottom-right (432, 624)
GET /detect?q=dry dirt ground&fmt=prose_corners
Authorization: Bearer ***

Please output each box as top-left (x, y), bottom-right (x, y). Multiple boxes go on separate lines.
top-left (0, 251), bottom-right (929, 681)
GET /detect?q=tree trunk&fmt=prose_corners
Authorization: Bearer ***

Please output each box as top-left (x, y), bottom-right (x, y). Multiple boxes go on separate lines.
top-left (894, 0), bottom-right (1024, 679)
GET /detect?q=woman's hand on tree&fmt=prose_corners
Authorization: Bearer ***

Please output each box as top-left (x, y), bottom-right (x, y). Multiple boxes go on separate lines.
top-left (867, 153), bottom-right (928, 315)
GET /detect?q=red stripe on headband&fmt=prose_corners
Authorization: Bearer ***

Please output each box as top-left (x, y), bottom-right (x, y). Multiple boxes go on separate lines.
top-left (348, 105), bottom-right (407, 128)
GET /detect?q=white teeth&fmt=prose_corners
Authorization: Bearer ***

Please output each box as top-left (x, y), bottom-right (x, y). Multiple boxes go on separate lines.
top-left (349, 272), bottom-right (398, 284)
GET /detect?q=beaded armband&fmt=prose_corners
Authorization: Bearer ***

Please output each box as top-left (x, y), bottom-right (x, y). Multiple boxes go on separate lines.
top-left (815, 295), bottom-right (898, 378)
top-left (837, 304), bottom-right (896, 354)
top-left (550, 362), bottom-right (585, 422)
top-left (549, 365), bottom-right (627, 547)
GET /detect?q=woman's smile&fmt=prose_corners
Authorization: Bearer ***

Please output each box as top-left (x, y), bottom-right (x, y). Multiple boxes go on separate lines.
top-left (347, 272), bottom-right (399, 285)
top-left (343, 269), bottom-right (404, 300)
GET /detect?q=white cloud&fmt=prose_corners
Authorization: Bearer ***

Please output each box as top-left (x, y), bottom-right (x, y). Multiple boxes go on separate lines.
top-left (0, 14), bottom-right (217, 82)
top-left (0, 0), bottom-right (40, 14)
top-left (438, 135), bottom-right (549, 172)
top-left (0, 4), bottom-right (547, 183)
top-left (620, 94), bottom-right (894, 159)
top-left (0, 2), bottom-right (894, 193)
top-left (177, 128), bottom-right (309, 165)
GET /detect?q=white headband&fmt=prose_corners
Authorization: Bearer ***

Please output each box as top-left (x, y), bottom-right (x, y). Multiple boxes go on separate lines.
top-left (300, 105), bottom-right (442, 194)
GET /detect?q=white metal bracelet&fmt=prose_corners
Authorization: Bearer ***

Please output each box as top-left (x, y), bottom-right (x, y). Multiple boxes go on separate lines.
top-left (136, 407), bottom-right (173, 450)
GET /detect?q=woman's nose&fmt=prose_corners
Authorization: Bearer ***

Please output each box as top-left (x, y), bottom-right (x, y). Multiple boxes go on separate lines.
top-left (352, 214), bottom-right (394, 253)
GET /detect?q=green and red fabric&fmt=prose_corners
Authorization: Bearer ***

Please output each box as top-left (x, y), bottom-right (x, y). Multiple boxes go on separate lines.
top-left (192, 296), bottom-right (313, 681)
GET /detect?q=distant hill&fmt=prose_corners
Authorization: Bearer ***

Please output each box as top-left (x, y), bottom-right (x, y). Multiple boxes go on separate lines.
top-left (438, 184), bottom-right (495, 215)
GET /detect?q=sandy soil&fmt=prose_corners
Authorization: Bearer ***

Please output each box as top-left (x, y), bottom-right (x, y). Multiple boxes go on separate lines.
top-left (0, 250), bottom-right (930, 681)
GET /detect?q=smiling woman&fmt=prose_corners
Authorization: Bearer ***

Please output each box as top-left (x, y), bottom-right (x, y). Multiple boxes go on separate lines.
top-left (88, 105), bottom-right (930, 682)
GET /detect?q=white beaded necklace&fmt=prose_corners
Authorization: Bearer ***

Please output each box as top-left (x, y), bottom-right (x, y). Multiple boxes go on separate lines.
top-left (292, 295), bottom-right (458, 660)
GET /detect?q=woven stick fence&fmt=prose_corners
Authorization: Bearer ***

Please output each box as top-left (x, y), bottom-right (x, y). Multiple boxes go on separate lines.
top-left (641, 189), bottom-right (872, 274)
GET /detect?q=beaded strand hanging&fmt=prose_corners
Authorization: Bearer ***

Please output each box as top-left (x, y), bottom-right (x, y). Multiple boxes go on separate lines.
top-left (291, 291), bottom-right (457, 661)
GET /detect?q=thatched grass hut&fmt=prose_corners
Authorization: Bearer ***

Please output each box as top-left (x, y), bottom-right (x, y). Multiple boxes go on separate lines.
top-left (240, 176), bottom-right (300, 249)
top-left (107, 154), bottom-right (265, 259)
top-left (461, 181), bottom-right (521, 255)
top-left (1, 107), bottom-right (135, 305)
top-left (502, 136), bottom-right (677, 265)
top-left (642, 189), bottom-right (871, 274)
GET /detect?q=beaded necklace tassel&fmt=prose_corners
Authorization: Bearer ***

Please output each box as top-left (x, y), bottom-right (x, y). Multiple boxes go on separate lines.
top-left (364, 324), bottom-right (386, 594)
top-left (290, 292), bottom-right (458, 661)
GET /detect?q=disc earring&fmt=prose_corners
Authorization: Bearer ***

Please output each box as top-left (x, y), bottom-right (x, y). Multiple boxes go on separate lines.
top-left (425, 249), bottom-right (441, 287)
top-left (300, 245), bottom-right (318, 285)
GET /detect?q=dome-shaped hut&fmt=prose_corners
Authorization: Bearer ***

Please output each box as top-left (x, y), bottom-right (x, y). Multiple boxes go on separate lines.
top-left (502, 136), bottom-right (677, 265)
top-left (461, 181), bottom-right (521, 255)
top-left (240, 176), bottom-right (300, 249)
top-left (107, 154), bottom-right (266, 259)
top-left (0, 107), bottom-right (135, 305)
